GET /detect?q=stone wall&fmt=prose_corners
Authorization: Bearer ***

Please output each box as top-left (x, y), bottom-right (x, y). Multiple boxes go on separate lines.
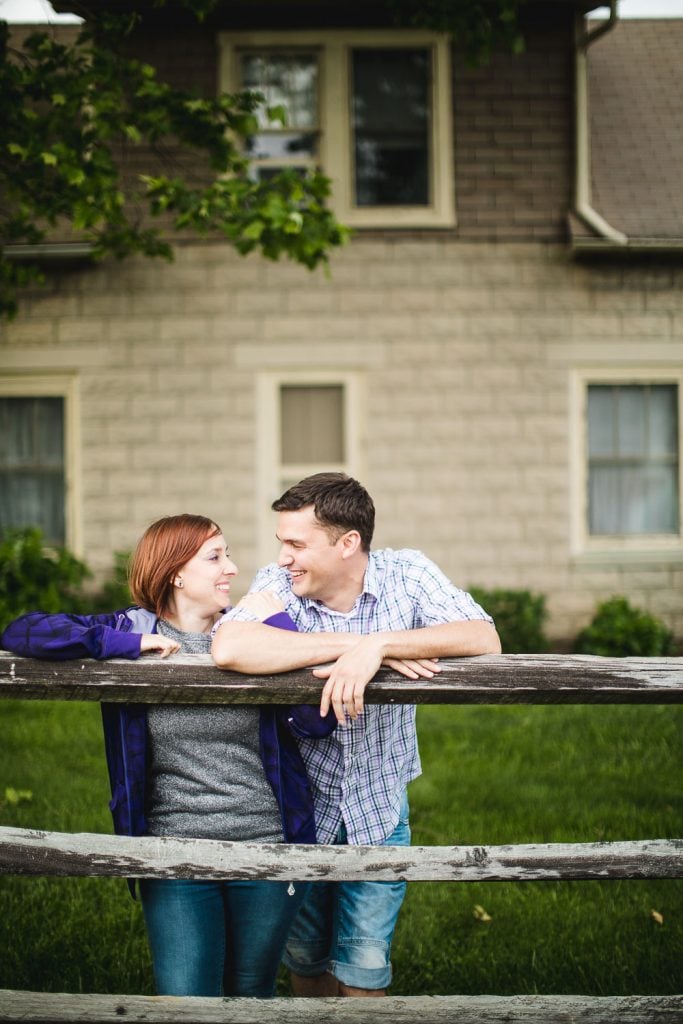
top-left (2, 237), bottom-right (682, 645)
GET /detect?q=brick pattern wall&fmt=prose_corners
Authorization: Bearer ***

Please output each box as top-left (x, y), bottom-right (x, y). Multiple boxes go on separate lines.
top-left (122, 13), bottom-right (576, 244)
top-left (2, 239), bottom-right (682, 646)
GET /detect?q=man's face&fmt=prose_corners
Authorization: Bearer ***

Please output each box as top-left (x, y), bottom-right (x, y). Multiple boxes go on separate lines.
top-left (276, 506), bottom-right (345, 605)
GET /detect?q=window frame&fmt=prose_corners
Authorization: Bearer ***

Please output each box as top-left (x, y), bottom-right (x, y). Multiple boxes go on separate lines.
top-left (218, 29), bottom-right (456, 229)
top-left (0, 375), bottom-right (82, 553)
top-left (570, 367), bottom-right (683, 560)
top-left (255, 370), bottom-right (365, 566)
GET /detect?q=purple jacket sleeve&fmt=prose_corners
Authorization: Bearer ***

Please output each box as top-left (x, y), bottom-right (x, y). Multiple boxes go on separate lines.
top-left (263, 611), bottom-right (337, 739)
top-left (1, 611), bottom-right (143, 661)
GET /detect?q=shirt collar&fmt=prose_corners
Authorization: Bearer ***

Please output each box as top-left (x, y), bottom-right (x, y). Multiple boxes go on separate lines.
top-left (302, 551), bottom-right (379, 614)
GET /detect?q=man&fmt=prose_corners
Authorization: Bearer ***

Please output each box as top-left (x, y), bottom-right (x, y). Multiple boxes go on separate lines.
top-left (212, 473), bottom-right (500, 997)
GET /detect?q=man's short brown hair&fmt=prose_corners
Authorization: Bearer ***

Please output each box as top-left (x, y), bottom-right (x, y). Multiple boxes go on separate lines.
top-left (272, 472), bottom-right (375, 552)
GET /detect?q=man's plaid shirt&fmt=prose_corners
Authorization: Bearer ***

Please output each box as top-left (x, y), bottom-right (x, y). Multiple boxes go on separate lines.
top-left (217, 548), bottom-right (492, 845)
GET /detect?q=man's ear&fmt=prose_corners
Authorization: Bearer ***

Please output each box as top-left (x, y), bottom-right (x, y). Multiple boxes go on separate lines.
top-left (339, 530), bottom-right (362, 559)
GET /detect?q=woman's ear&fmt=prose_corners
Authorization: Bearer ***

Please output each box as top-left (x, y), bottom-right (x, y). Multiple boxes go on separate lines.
top-left (174, 577), bottom-right (184, 589)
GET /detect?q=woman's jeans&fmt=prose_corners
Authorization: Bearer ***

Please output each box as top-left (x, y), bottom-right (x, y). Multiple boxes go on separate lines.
top-left (139, 877), bottom-right (308, 997)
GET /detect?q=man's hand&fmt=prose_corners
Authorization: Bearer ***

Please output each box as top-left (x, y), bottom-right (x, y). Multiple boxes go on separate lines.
top-left (139, 634), bottom-right (180, 658)
top-left (313, 637), bottom-right (441, 725)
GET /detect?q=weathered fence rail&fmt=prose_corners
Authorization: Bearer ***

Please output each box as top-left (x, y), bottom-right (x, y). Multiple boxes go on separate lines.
top-left (1, 650), bottom-right (681, 1023)
top-left (2, 650), bottom-right (682, 704)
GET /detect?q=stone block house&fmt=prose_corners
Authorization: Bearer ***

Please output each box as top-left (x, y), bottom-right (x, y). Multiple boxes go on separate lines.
top-left (1, 0), bottom-right (682, 647)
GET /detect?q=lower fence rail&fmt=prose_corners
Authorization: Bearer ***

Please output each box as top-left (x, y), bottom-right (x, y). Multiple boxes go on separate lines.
top-left (0, 827), bottom-right (680, 882)
top-left (1, 991), bottom-right (682, 1024)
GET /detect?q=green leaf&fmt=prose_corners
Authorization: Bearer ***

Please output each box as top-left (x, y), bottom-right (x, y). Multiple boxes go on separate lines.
top-left (40, 151), bottom-right (58, 166)
top-left (267, 103), bottom-right (287, 126)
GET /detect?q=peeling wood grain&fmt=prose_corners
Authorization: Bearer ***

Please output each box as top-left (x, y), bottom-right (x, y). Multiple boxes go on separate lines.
top-left (1, 651), bottom-right (682, 705)
top-left (0, 828), bottom-right (680, 882)
top-left (1, 991), bottom-right (682, 1024)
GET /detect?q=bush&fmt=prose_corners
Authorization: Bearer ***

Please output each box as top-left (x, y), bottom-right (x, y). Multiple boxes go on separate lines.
top-left (90, 550), bottom-right (132, 612)
top-left (573, 597), bottom-right (675, 657)
top-left (468, 587), bottom-right (550, 653)
top-left (0, 529), bottom-right (133, 634)
top-left (0, 527), bottom-right (90, 633)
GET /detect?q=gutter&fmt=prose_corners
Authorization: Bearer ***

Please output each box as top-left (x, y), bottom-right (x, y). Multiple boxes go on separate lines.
top-left (573, 0), bottom-right (628, 246)
top-left (2, 242), bottom-right (95, 260)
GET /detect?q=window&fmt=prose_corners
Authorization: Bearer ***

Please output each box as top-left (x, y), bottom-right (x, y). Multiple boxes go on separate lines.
top-left (241, 52), bottom-right (319, 179)
top-left (0, 377), bottom-right (81, 549)
top-left (570, 370), bottom-right (683, 557)
top-left (587, 384), bottom-right (679, 536)
top-left (219, 30), bottom-right (455, 228)
top-left (256, 372), bottom-right (364, 563)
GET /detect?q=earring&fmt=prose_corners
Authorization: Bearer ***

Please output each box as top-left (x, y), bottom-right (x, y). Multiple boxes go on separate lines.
top-left (176, 578), bottom-right (184, 589)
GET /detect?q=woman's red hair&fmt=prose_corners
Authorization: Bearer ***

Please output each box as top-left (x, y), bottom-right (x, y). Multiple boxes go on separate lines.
top-left (128, 514), bottom-right (221, 616)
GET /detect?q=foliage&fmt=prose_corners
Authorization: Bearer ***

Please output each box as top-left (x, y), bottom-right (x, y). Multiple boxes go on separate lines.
top-left (0, 529), bottom-right (134, 632)
top-left (90, 550), bottom-right (133, 613)
top-left (389, 0), bottom-right (525, 65)
top-left (0, 11), bottom-right (349, 319)
top-left (0, 527), bottom-right (90, 633)
top-left (469, 586), bottom-right (550, 653)
top-left (573, 597), bottom-right (676, 658)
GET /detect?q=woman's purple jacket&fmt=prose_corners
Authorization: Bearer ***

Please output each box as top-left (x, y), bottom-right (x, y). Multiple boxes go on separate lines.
top-left (1, 607), bottom-right (335, 845)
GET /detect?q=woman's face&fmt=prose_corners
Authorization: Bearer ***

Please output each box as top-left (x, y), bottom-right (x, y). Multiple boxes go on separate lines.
top-left (177, 532), bottom-right (238, 613)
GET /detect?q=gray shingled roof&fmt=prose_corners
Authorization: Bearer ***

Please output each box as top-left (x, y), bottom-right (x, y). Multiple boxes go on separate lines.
top-left (574, 17), bottom-right (683, 246)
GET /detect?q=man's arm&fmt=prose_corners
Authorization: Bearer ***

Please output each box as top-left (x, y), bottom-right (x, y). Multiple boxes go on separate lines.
top-left (314, 619), bottom-right (500, 722)
top-left (212, 616), bottom-right (500, 725)
top-left (211, 618), bottom-right (360, 673)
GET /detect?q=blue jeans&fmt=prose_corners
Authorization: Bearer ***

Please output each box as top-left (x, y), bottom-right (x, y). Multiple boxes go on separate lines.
top-left (282, 792), bottom-right (411, 991)
top-left (139, 878), bottom-right (308, 997)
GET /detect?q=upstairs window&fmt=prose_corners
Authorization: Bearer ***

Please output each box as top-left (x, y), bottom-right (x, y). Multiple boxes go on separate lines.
top-left (241, 52), bottom-right (319, 180)
top-left (587, 383), bottom-right (679, 536)
top-left (219, 30), bottom-right (455, 228)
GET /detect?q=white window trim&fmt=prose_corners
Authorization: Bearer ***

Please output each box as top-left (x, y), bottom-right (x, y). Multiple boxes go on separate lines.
top-left (218, 29), bottom-right (455, 229)
top-left (0, 375), bottom-right (82, 554)
top-left (255, 370), bottom-right (365, 566)
top-left (569, 367), bottom-right (683, 561)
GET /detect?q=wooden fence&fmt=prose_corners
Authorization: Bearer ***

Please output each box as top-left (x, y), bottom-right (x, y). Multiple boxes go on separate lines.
top-left (1, 649), bottom-right (682, 1023)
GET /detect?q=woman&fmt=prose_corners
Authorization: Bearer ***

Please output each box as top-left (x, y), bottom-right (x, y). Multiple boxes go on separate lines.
top-left (1, 514), bottom-right (335, 998)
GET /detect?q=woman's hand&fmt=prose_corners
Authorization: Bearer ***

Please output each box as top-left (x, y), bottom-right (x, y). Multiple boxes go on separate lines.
top-left (139, 634), bottom-right (180, 658)
top-left (236, 591), bottom-right (285, 622)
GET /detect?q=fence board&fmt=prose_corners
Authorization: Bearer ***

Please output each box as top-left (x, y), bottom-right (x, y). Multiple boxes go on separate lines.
top-left (0, 827), bottom-right (680, 882)
top-left (1, 991), bottom-right (682, 1024)
top-left (1, 651), bottom-right (682, 705)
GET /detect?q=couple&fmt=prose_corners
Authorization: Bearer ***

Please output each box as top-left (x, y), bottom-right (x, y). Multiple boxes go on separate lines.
top-left (2, 472), bottom-right (500, 999)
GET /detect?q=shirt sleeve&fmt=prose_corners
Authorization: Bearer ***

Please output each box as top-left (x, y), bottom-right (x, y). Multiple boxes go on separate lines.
top-left (400, 550), bottom-right (494, 627)
top-left (1, 610), bottom-right (143, 660)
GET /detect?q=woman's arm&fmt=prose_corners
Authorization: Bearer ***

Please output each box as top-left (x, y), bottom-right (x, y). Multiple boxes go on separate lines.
top-left (1, 610), bottom-right (145, 660)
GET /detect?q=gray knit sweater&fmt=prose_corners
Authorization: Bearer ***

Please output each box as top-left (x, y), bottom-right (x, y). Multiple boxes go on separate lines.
top-left (144, 619), bottom-right (283, 842)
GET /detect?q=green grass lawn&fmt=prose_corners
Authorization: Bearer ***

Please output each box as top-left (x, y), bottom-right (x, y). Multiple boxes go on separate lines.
top-left (0, 699), bottom-right (681, 996)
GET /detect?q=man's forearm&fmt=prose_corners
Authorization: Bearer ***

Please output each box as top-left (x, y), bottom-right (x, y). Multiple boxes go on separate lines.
top-left (212, 620), bottom-right (359, 673)
top-left (373, 620), bottom-right (501, 660)
top-left (212, 617), bottom-right (501, 674)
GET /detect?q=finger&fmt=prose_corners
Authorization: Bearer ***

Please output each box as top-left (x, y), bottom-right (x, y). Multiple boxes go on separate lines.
top-left (159, 641), bottom-right (180, 659)
top-left (385, 659), bottom-right (420, 679)
top-left (319, 678), bottom-right (336, 719)
top-left (401, 659), bottom-right (439, 678)
top-left (338, 681), bottom-right (361, 721)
